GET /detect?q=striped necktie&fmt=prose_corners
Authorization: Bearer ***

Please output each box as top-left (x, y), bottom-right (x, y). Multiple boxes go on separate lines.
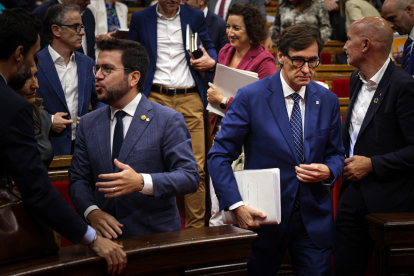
top-left (403, 37), bottom-right (413, 71)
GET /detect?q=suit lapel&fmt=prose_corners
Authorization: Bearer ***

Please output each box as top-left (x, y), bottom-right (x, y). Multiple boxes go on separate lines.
top-left (236, 46), bottom-right (259, 70)
top-left (98, 107), bottom-right (113, 173)
top-left (357, 61), bottom-right (394, 140)
top-left (116, 95), bottom-right (153, 171)
top-left (303, 84), bottom-right (320, 163)
top-left (38, 49), bottom-right (69, 111)
top-left (146, 7), bottom-right (158, 62)
top-left (266, 72), bottom-right (297, 162)
top-left (75, 52), bottom-right (85, 114)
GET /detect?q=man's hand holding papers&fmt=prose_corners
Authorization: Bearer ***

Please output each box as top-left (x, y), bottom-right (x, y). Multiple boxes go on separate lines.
top-left (233, 206), bottom-right (267, 229)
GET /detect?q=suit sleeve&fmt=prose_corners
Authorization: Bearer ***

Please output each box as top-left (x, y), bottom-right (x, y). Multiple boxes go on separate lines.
top-left (68, 117), bottom-right (98, 217)
top-left (208, 88), bottom-right (251, 210)
top-left (371, 82), bottom-right (414, 178)
top-left (2, 102), bottom-right (88, 244)
top-left (150, 112), bottom-right (200, 197)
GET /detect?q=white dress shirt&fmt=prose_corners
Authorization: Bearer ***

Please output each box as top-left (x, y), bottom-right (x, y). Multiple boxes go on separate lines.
top-left (153, 4), bottom-right (195, 88)
top-left (213, 0), bottom-right (232, 20)
top-left (228, 69), bottom-right (307, 211)
top-left (348, 58), bottom-right (390, 157)
top-left (84, 93), bottom-right (154, 221)
top-left (48, 45), bottom-right (79, 140)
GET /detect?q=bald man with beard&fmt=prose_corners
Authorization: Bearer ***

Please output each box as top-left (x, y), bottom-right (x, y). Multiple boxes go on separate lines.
top-left (334, 17), bottom-right (414, 275)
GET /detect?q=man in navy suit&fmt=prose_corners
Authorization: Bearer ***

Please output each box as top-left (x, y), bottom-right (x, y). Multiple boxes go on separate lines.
top-left (33, 0), bottom-right (96, 61)
top-left (382, 0), bottom-right (414, 75)
top-left (36, 4), bottom-right (105, 155)
top-left (0, 8), bottom-right (125, 274)
top-left (334, 17), bottom-right (414, 275)
top-left (128, 0), bottom-right (217, 229)
top-left (69, 39), bottom-right (199, 238)
top-left (208, 24), bottom-right (344, 275)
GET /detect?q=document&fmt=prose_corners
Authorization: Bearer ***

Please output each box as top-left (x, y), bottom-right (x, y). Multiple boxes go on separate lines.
top-left (222, 168), bottom-right (281, 225)
top-left (207, 63), bottom-right (259, 116)
top-left (112, 29), bottom-right (129, 39)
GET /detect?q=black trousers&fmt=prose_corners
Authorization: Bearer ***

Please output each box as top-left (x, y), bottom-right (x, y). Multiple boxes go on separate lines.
top-left (333, 182), bottom-right (374, 276)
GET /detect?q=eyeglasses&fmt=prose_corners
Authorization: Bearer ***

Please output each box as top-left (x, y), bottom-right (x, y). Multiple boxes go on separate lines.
top-left (92, 64), bottom-right (131, 76)
top-left (285, 53), bottom-right (321, 69)
top-left (59, 23), bottom-right (85, 34)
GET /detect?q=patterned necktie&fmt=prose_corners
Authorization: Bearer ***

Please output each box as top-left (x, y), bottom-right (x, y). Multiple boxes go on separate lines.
top-left (403, 37), bottom-right (413, 71)
top-left (290, 93), bottom-right (304, 210)
top-left (112, 110), bottom-right (126, 169)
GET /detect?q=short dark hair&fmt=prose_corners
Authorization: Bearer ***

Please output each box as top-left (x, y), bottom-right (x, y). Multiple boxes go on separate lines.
top-left (276, 24), bottom-right (324, 56)
top-left (226, 3), bottom-right (267, 47)
top-left (43, 4), bottom-right (80, 45)
top-left (96, 39), bottom-right (149, 92)
top-left (0, 8), bottom-right (42, 61)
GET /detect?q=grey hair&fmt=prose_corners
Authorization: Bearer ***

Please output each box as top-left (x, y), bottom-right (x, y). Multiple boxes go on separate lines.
top-left (43, 4), bottom-right (80, 44)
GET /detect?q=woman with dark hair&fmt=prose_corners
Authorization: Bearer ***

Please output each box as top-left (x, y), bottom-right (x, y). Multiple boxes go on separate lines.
top-left (14, 56), bottom-right (53, 168)
top-left (207, 3), bottom-right (276, 226)
top-left (266, 0), bottom-right (332, 49)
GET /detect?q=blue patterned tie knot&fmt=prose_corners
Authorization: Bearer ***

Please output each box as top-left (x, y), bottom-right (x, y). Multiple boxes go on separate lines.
top-left (290, 93), bottom-right (304, 164)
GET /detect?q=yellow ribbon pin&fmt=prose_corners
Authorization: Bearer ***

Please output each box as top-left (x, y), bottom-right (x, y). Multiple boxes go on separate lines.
top-left (141, 115), bottom-right (146, 120)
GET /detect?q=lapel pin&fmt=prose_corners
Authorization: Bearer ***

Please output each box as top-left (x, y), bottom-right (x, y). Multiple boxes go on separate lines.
top-left (141, 115), bottom-right (146, 120)
top-left (379, 93), bottom-right (382, 96)
top-left (315, 101), bottom-right (319, 105)
top-left (373, 98), bottom-right (379, 104)
top-left (146, 118), bottom-right (150, 121)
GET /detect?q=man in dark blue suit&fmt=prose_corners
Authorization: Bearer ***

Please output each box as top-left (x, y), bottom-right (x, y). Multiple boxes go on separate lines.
top-left (0, 8), bottom-right (125, 274)
top-left (69, 39), bottom-right (199, 238)
top-left (382, 0), bottom-right (414, 76)
top-left (128, 0), bottom-right (217, 229)
top-left (334, 17), bottom-right (414, 275)
top-left (33, 0), bottom-right (96, 61)
top-left (36, 4), bottom-right (105, 155)
top-left (208, 24), bottom-right (344, 275)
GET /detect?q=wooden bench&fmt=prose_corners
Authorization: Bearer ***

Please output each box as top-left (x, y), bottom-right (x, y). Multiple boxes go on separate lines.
top-left (0, 226), bottom-right (257, 276)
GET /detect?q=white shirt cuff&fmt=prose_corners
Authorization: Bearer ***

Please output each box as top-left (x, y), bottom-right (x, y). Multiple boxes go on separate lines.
top-left (228, 201), bottom-right (244, 210)
top-left (140, 173), bottom-right (153, 195)
top-left (84, 205), bottom-right (100, 222)
top-left (79, 225), bottom-right (96, 245)
top-left (51, 114), bottom-right (54, 123)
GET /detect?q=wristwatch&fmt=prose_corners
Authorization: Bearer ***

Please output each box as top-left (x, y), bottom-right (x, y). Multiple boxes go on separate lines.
top-left (220, 97), bottom-right (228, 109)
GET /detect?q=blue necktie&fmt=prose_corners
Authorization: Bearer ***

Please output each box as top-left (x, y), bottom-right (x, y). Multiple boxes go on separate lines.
top-left (112, 110), bottom-right (126, 169)
top-left (290, 93), bottom-right (304, 210)
top-left (403, 37), bottom-right (413, 71)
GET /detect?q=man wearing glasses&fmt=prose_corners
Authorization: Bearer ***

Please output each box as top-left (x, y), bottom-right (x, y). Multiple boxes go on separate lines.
top-left (208, 24), bottom-right (344, 275)
top-left (36, 4), bottom-right (105, 155)
top-left (68, 38), bottom-right (199, 239)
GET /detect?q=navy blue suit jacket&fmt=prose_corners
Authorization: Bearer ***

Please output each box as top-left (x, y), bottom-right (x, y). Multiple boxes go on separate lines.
top-left (208, 71), bottom-right (344, 249)
top-left (0, 77), bottom-right (87, 244)
top-left (33, 0), bottom-right (96, 61)
top-left (402, 41), bottom-right (414, 76)
top-left (128, 4), bottom-right (218, 106)
top-left (36, 47), bottom-right (105, 155)
top-left (341, 60), bottom-right (414, 213)
top-left (68, 95), bottom-right (199, 237)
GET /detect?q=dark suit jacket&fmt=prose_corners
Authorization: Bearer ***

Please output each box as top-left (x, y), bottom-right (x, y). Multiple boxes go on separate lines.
top-left (0, 76), bottom-right (87, 244)
top-left (68, 95), bottom-right (199, 237)
top-left (208, 71), bottom-right (344, 249)
top-left (36, 47), bottom-right (105, 155)
top-left (208, 0), bottom-right (266, 18)
top-left (0, 0), bottom-right (31, 10)
top-left (402, 39), bottom-right (414, 76)
top-left (128, 4), bottom-right (218, 106)
top-left (33, 0), bottom-right (96, 61)
top-left (341, 60), bottom-right (414, 213)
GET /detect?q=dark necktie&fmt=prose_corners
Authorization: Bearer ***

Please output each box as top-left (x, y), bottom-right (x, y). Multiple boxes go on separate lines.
top-left (218, 0), bottom-right (226, 18)
top-left (112, 110), bottom-right (126, 168)
top-left (290, 93), bottom-right (304, 210)
top-left (403, 37), bottom-right (413, 71)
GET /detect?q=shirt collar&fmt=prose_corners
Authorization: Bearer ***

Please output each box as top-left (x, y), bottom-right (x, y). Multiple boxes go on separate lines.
top-left (358, 58), bottom-right (390, 86)
top-left (203, 6), bottom-right (208, 17)
top-left (281, 69), bottom-right (306, 100)
top-left (409, 27), bottom-right (414, 41)
top-left (0, 73), bottom-right (6, 84)
top-left (110, 93), bottom-right (142, 121)
top-left (156, 3), bottom-right (180, 20)
top-left (48, 45), bottom-right (76, 64)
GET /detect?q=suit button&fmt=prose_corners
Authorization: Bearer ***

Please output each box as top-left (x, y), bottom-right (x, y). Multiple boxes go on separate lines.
top-left (289, 196), bottom-right (294, 202)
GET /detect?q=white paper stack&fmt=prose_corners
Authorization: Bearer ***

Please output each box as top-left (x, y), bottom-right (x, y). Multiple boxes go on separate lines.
top-left (207, 63), bottom-right (259, 117)
top-left (222, 168), bottom-right (281, 225)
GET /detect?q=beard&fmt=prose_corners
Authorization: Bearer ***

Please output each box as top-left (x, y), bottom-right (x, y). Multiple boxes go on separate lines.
top-left (8, 62), bottom-right (31, 90)
top-left (98, 75), bottom-right (129, 105)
